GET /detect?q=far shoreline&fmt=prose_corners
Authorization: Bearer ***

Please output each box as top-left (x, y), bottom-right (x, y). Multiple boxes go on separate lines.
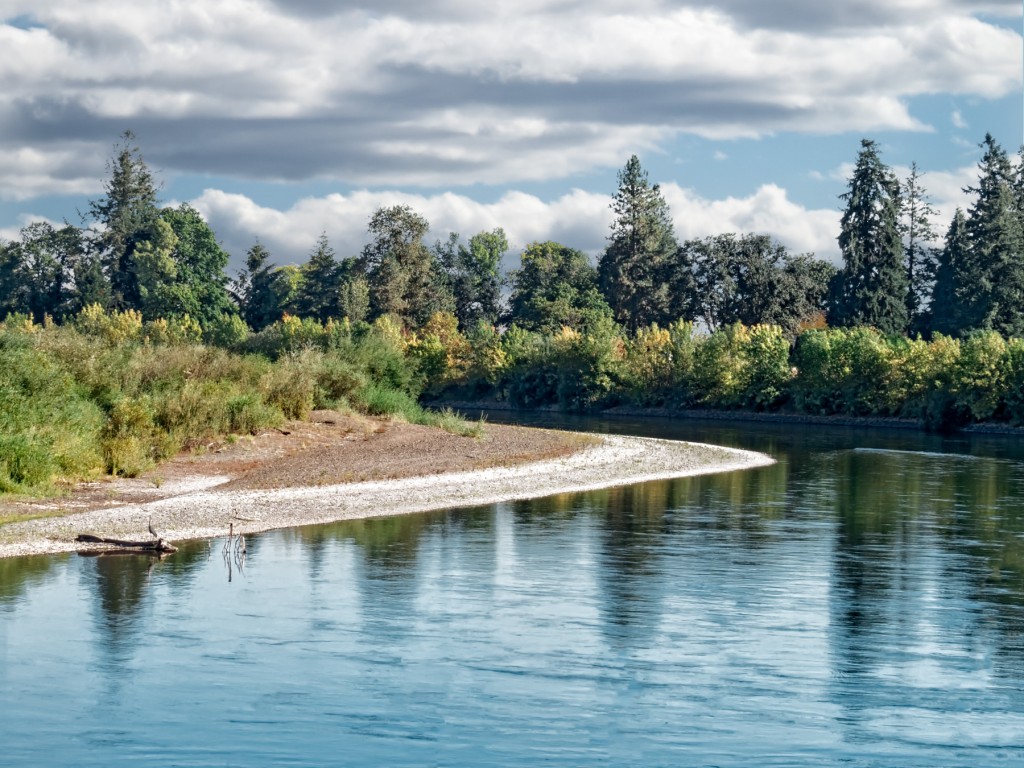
top-left (0, 432), bottom-right (774, 560)
top-left (437, 400), bottom-right (1024, 437)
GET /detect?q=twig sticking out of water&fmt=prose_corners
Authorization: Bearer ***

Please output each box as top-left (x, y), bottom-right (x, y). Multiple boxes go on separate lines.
top-left (222, 521), bottom-right (247, 581)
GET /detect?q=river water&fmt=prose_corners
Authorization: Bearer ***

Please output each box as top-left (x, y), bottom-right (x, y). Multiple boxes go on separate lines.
top-left (2, 416), bottom-right (1024, 767)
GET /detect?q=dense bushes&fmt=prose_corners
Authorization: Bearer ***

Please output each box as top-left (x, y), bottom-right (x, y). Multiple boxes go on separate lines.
top-left (0, 307), bottom-right (475, 495)
top-left (413, 314), bottom-right (1024, 429)
top-left (7, 298), bottom-right (1024, 497)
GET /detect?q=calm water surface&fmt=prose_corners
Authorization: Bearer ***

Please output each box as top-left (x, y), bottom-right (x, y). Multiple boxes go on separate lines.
top-left (3, 417), bottom-right (1024, 766)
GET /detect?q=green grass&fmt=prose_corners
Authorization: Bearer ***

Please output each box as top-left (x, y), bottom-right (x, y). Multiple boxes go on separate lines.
top-left (0, 312), bottom-right (483, 499)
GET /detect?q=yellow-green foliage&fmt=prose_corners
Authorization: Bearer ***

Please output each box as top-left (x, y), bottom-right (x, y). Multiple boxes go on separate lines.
top-left (691, 323), bottom-right (790, 409)
top-left (144, 315), bottom-right (202, 346)
top-left (953, 331), bottom-right (1008, 421)
top-left (102, 396), bottom-right (163, 476)
top-left (466, 323), bottom-right (508, 387)
top-left (260, 351), bottom-right (318, 420)
top-left (792, 327), bottom-right (893, 415)
top-left (406, 311), bottom-right (471, 393)
top-left (885, 334), bottom-right (961, 419)
top-left (624, 325), bottom-right (672, 392)
top-left (74, 304), bottom-right (145, 345)
top-left (741, 324), bottom-right (793, 409)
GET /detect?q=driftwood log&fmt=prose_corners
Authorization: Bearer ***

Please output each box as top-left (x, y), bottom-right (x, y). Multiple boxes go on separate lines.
top-left (75, 518), bottom-right (178, 553)
top-left (74, 534), bottom-right (178, 553)
top-left (74, 533), bottom-right (178, 553)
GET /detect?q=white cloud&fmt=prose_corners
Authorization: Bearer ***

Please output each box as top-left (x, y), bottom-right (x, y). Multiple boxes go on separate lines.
top-left (917, 165), bottom-right (976, 225)
top-left (951, 109), bottom-right (968, 129)
top-left (0, 146), bottom-right (103, 201)
top-left (662, 183), bottom-right (841, 262)
top-left (0, 1), bottom-right (1019, 192)
top-left (191, 181), bottom-right (843, 274)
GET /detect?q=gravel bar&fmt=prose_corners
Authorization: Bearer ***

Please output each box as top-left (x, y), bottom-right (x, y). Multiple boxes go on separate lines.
top-left (0, 435), bottom-right (774, 559)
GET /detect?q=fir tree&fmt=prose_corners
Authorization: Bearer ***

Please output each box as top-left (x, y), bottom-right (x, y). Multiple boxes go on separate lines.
top-left (598, 155), bottom-right (678, 331)
top-left (291, 233), bottom-right (342, 323)
top-left (901, 162), bottom-right (940, 335)
top-left (959, 134), bottom-right (1024, 336)
top-left (930, 209), bottom-right (969, 337)
top-left (234, 243), bottom-right (288, 331)
top-left (831, 139), bottom-right (908, 335)
top-left (86, 130), bottom-right (161, 311)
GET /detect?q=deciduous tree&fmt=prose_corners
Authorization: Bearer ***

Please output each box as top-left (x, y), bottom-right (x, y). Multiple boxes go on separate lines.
top-left (506, 241), bottom-right (613, 334)
top-left (361, 205), bottom-right (453, 327)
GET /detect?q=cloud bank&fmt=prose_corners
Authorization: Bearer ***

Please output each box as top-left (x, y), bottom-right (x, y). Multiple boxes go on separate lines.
top-left (1, 0), bottom-right (1018, 196)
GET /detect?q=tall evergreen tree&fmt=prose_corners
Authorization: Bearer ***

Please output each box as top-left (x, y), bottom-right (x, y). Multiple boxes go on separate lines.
top-left (930, 209), bottom-right (970, 337)
top-left (831, 139), bottom-right (908, 335)
top-left (901, 162), bottom-right (940, 334)
top-left (234, 243), bottom-right (288, 331)
top-left (290, 233), bottom-right (342, 323)
top-left (598, 155), bottom-right (678, 331)
top-left (86, 130), bottom-right (161, 311)
top-left (960, 134), bottom-right (1024, 336)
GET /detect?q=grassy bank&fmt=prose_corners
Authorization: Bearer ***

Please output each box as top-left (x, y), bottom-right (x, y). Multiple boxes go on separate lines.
top-left (0, 310), bottom-right (480, 497)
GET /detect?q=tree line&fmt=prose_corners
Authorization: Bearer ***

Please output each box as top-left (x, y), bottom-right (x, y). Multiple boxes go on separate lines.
top-left (2, 132), bottom-right (1023, 373)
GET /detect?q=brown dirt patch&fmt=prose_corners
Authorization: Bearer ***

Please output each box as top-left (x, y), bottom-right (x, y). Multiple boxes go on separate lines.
top-left (0, 412), bottom-right (593, 521)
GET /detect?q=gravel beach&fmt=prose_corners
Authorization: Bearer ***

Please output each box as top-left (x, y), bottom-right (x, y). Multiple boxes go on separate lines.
top-left (0, 418), bottom-right (773, 559)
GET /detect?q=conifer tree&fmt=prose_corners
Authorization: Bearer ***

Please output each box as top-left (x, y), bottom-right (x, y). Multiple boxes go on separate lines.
top-left (930, 209), bottom-right (969, 337)
top-left (901, 162), bottom-right (940, 335)
top-left (960, 134), bottom-right (1024, 336)
top-left (598, 155), bottom-right (678, 331)
top-left (87, 130), bottom-right (161, 311)
top-left (234, 243), bottom-right (288, 331)
top-left (291, 233), bottom-right (342, 323)
top-left (831, 139), bottom-right (908, 335)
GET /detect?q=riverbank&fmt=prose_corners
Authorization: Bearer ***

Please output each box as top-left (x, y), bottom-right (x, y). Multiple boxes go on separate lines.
top-left (438, 399), bottom-right (1024, 436)
top-left (0, 414), bottom-right (773, 558)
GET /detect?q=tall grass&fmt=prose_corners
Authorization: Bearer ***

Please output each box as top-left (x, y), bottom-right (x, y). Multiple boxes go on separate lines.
top-left (0, 310), bottom-right (482, 497)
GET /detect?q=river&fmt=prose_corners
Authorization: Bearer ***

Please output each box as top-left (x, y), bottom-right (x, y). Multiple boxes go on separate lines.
top-left (2, 416), bottom-right (1023, 766)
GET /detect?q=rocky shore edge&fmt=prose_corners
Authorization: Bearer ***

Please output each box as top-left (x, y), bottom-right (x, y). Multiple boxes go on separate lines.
top-left (0, 433), bottom-right (773, 559)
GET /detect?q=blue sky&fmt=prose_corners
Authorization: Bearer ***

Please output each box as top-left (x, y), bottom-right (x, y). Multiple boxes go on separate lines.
top-left (1, 1), bottom-right (1021, 272)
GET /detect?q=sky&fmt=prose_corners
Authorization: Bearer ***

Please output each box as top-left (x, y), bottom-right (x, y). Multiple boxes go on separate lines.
top-left (1, 0), bottom-right (1022, 273)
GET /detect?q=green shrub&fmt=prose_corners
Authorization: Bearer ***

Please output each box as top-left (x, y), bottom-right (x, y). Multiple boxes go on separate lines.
top-left (204, 312), bottom-right (251, 349)
top-left (315, 354), bottom-right (367, 408)
top-left (261, 355), bottom-right (316, 420)
top-left (0, 434), bottom-right (57, 491)
top-left (953, 331), bottom-right (1009, 422)
top-left (360, 383), bottom-right (421, 419)
top-left (101, 397), bottom-right (159, 476)
top-left (226, 393), bottom-right (283, 434)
